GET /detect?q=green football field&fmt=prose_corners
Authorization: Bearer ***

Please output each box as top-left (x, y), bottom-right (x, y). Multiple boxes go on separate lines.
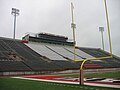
top-left (0, 71), bottom-right (120, 90)
top-left (0, 77), bottom-right (118, 90)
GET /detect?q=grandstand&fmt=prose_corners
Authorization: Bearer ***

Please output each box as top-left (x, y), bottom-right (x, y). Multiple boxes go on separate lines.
top-left (0, 33), bottom-right (120, 75)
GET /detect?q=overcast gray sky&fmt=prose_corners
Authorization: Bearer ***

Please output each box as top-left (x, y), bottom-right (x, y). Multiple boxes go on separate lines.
top-left (0, 0), bottom-right (120, 56)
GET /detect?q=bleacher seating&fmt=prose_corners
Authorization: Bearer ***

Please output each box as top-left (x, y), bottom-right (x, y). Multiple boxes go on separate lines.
top-left (0, 37), bottom-right (120, 74)
top-left (84, 64), bottom-right (103, 69)
top-left (79, 47), bottom-right (120, 68)
top-left (52, 60), bottom-right (80, 70)
top-left (0, 61), bottom-right (31, 72)
top-left (1, 39), bottom-right (61, 71)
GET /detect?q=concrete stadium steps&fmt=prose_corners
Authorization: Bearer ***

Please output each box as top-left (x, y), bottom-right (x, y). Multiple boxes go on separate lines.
top-left (25, 42), bottom-right (65, 60)
top-left (64, 47), bottom-right (93, 59)
top-left (46, 45), bottom-right (82, 60)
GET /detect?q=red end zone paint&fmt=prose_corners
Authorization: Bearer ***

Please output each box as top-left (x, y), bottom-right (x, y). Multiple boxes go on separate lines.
top-left (24, 75), bottom-right (64, 80)
top-left (24, 75), bottom-right (78, 82)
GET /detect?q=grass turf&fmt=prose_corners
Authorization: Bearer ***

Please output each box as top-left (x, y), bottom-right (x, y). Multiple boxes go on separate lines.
top-left (85, 71), bottom-right (120, 78)
top-left (0, 77), bottom-right (119, 90)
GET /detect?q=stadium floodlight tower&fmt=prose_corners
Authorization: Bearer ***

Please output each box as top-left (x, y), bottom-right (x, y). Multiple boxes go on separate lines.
top-left (99, 27), bottom-right (105, 50)
top-left (11, 8), bottom-right (20, 39)
top-left (71, 2), bottom-right (76, 61)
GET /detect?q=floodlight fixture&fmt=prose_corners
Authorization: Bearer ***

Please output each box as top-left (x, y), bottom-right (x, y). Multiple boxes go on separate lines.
top-left (11, 8), bottom-right (20, 16)
top-left (99, 27), bottom-right (104, 32)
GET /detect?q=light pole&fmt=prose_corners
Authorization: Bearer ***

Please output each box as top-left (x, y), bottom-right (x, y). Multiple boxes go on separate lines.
top-left (71, 2), bottom-right (84, 85)
top-left (11, 8), bottom-right (20, 39)
top-left (71, 2), bottom-right (76, 61)
top-left (99, 27), bottom-right (105, 50)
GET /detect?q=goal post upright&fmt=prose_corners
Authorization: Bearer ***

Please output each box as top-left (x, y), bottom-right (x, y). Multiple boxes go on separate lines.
top-left (70, 0), bottom-right (113, 85)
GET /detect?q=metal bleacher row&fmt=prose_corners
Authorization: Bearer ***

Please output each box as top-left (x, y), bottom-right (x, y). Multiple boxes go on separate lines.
top-left (0, 37), bottom-right (81, 72)
top-left (0, 37), bottom-right (120, 73)
top-left (79, 47), bottom-right (120, 68)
